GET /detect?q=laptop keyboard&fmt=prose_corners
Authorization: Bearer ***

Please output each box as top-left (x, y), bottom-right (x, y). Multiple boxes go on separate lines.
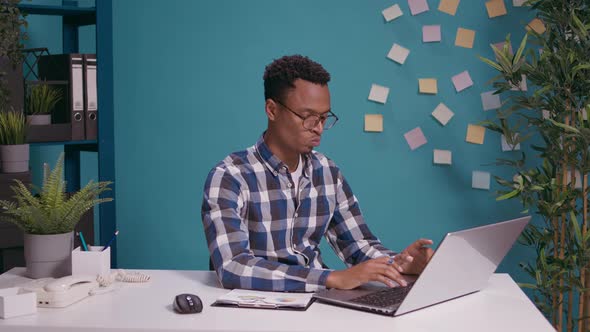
top-left (350, 282), bottom-right (415, 308)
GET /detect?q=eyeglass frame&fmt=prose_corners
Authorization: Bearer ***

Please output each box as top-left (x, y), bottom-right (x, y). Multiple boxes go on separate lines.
top-left (272, 99), bottom-right (339, 130)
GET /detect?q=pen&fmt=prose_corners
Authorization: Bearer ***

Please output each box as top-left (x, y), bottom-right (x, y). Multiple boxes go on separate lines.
top-left (102, 230), bottom-right (119, 251)
top-left (78, 231), bottom-right (89, 251)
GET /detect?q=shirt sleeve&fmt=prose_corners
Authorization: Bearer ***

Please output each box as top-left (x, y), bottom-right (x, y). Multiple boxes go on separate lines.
top-left (201, 165), bottom-right (331, 292)
top-left (324, 167), bottom-right (396, 267)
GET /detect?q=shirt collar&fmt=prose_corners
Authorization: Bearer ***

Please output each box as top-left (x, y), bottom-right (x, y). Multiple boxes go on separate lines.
top-left (255, 132), bottom-right (312, 177)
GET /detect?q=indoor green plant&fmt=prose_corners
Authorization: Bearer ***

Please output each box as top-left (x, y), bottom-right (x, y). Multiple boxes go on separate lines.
top-left (478, 0), bottom-right (590, 331)
top-left (26, 83), bottom-right (62, 125)
top-left (0, 109), bottom-right (28, 173)
top-left (0, 0), bottom-right (28, 110)
top-left (0, 153), bottom-right (112, 278)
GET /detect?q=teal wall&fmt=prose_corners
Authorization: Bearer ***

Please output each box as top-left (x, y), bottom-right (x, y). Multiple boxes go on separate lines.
top-left (24, 0), bottom-right (99, 242)
top-left (110, 0), bottom-right (537, 281)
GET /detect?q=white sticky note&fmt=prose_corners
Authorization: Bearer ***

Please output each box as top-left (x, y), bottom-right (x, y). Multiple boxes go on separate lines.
top-left (423, 25), bottom-right (442, 43)
top-left (382, 4), bottom-right (403, 22)
top-left (567, 170), bottom-right (583, 189)
top-left (542, 109), bottom-right (551, 119)
top-left (452, 70), bottom-right (474, 92)
top-left (387, 43), bottom-right (410, 64)
top-left (513, 0), bottom-right (527, 6)
top-left (511, 74), bottom-right (528, 91)
top-left (433, 149), bottom-right (452, 165)
top-left (472, 171), bottom-right (491, 190)
top-left (432, 103), bottom-right (454, 126)
top-left (368, 84), bottom-right (390, 104)
top-left (481, 91), bottom-right (502, 111)
top-left (501, 134), bottom-right (521, 151)
top-left (404, 127), bottom-right (428, 150)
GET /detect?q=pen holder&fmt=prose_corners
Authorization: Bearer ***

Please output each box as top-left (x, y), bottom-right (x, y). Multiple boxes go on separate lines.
top-left (71, 246), bottom-right (111, 277)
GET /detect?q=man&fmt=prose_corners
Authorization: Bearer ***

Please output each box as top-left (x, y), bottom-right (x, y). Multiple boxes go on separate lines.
top-left (202, 55), bottom-right (433, 292)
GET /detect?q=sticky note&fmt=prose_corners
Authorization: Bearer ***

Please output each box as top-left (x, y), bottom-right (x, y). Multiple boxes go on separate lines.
top-left (404, 127), bottom-right (427, 150)
top-left (501, 134), bottom-right (521, 151)
top-left (382, 4), bottom-right (403, 22)
top-left (438, 0), bottom-right (459, 15)
top-left (452, 70), bottom-right (473, 92)
top-left (408, 0), bottom-right (429, 15)
top-left (423, 25), bottom-right (442, 43)
top-left (481, 91), bottom-right (501, 111)
top-left (510, 74), bottom-right (527, 91)
top-left (364, 114), bottom-right (383, 132)
top-left (542, 109), bottom-right (551, 119)
top-left (387, 43), bottom-right (410, 64)
top-left (433, 149), bottom-right (452, 165)
top-left (466, 124), bottom-right (486, 144)
top-left (432, 103), bottom-right (454, 126)
top-left (472, 171), bottom-right (491, 190)
top-left (419, 78), bottom-right (438, 94)
top-left (486, 0), bottom-right (507, 18)
top-left (455, 28), bottom-right (476, 48)
top-left (567, 170), bottom-right (583, 189)
top-left (527, 18), bottom-right (546, 34)
top-left (368, 84), bottom-right (390, 104)
top-left (513, 0), bottom-right (527, 6)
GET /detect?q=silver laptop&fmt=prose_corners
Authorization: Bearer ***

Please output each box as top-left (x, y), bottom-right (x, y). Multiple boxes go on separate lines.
top-left (313, 216), bottom-right (531, 316)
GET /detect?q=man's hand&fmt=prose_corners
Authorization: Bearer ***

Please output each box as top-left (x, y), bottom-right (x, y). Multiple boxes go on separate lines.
top-left (395, 238), bottom-right (434, 275)
top-left (326, 256), bottom-right (411, 290)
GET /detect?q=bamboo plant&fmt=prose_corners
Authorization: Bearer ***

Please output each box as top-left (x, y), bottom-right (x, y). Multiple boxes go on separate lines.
top-left (0, 109), bottom-right (25, 144)
top-left (26, 83), bottom-right (62, 115)
top-left (0, 153), bottom-right (113, 234)
top-left (478, 0), bottom-right (590, 331)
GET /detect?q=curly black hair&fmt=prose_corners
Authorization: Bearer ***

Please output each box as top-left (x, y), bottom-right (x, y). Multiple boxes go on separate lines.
top-left (263, 55), bottom-right (331, 102)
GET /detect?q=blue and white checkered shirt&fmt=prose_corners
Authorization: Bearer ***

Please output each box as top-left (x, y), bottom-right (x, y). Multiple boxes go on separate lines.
top-left (201, 134), bottom-right (395, 292)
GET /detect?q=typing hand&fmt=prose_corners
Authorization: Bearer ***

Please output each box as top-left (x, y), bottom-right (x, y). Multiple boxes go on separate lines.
top-left (396, 238), bottom-right (434, 275)
top-left (326, 256), bottom-right (409, 290)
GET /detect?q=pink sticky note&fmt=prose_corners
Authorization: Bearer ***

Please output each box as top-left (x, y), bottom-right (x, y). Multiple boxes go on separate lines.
top-left (408, 0), bottom-right (429, 15)
top-left (423, 25), bottom-right (441, 43)
top-left (452, 70), bottom-right (474, 92)
top-left (404, 127), bottom-right (427, 150)
top-left (492, 41), bottom-right (513, 55)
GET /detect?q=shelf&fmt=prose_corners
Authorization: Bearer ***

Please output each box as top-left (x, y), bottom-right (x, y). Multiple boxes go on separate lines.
top-left (17, 4), bottom-right (96, 26)
top-left (30, 140), bottom-right (97, 148)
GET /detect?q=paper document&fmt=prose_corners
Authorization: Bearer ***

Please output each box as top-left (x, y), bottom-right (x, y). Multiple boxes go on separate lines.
top-left (213, 289), bottom-right (314, 310)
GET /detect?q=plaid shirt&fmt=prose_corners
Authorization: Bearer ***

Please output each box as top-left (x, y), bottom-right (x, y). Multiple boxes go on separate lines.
top-left (201, 134), bottom-right (395, 292)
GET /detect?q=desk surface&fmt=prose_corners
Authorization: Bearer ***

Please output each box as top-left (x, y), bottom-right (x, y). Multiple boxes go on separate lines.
top-left (0, 268), bottom-right (554, 332)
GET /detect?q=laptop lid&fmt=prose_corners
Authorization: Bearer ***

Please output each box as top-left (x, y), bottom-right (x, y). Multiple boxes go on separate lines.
top-left (313, 216), bottom-right (531, 316)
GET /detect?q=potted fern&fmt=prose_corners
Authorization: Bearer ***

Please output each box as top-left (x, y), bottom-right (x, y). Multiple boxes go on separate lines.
top-left (0, 153), bottom-right (113, 278)
top-left (0, 110), bottom-right (28, 173)
top-left (25, 83), bottom-right (62, 125)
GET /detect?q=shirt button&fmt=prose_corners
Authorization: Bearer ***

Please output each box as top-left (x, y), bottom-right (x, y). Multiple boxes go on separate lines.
top-left (287, 183), bottom-right (292, 188)
top-left (294, 213), bottom-right (298, 218)
top-left (273, 171), bottom-right (278, 176)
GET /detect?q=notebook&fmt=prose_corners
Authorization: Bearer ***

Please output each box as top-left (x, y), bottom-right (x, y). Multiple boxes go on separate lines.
top-left (212, 289), bottom-right (314, 311)
top-left (313, 216), bottom-right (531, 316)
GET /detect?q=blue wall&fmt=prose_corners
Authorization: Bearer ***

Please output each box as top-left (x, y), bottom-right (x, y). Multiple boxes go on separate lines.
top-left (109, 0), bottom-right (537, 281)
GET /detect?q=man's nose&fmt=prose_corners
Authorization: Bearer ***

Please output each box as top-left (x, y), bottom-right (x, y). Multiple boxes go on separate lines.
top-left (311, 120), bottom-right (324, 135)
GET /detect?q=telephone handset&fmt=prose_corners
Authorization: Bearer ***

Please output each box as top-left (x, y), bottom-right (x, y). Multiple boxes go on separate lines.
top-left (22, 275), bottom-right (99, 308)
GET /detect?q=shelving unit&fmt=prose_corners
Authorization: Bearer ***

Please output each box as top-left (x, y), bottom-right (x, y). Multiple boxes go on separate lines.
top-left (11, 0), bottom-right (117, 266)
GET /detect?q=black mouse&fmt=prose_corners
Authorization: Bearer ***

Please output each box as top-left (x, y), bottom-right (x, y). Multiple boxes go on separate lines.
top-left (173, 293), bottom-right (203, 314)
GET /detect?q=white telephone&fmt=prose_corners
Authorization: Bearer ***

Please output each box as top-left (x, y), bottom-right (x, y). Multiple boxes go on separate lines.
top-left (21, 275), bottom-right (99, 308)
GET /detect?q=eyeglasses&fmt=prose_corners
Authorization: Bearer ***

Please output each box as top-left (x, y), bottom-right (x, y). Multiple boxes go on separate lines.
top-left (274, 99), bottom-right (339, 130)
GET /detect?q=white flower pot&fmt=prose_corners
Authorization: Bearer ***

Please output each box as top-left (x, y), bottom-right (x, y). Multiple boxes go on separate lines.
top-left (0, 144), bottom-right (30, 173)
top-left (26, 114), bottom-right (51, 125)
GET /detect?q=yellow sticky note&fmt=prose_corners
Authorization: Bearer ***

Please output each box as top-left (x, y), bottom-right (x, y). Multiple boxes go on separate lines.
top-left (526, 18), bottom-right (546, 34)
top-left (485, 0), bottom-right (507, 18)
top-left (438, 0), bottom-right (459, 16)
top-left (466, 124), bottom-right (486, 144)
top-left (365, 114), bottom-right (383, 132)
top-left (419, 78), bottom-right (438, 94)
top-left (455, 28), bottom-right (476, 48)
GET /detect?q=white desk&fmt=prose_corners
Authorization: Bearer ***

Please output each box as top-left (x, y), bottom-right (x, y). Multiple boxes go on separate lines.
top-left (0, 268), bottom-right (554, 332)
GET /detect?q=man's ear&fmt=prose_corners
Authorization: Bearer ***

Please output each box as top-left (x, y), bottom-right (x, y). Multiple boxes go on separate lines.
top-left (265, 99), bottom-right (278, 121)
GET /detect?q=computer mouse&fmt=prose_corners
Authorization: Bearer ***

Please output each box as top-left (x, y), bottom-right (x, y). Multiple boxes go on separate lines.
top-left (173, 293), bottom-right (203, 314)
